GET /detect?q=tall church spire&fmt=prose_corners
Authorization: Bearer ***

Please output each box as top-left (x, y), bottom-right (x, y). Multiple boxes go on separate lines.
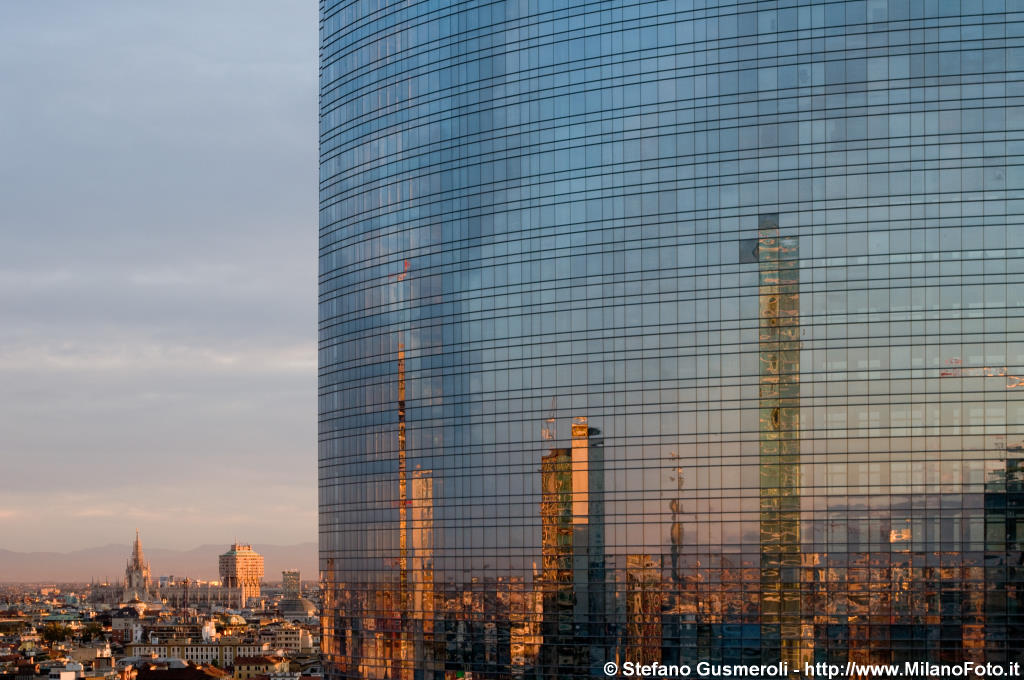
top-left (125, 528), bottom-right (151, 595)
top-left (132, 528), bottom-right (144, 566)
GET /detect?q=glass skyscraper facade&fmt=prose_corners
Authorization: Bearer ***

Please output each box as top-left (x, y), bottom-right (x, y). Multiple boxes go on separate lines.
top-left (319, 0), bottom-right (1024, 676)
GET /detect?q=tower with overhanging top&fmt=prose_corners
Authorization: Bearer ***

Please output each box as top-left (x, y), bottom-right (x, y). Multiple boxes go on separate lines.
top-left (218, 543), bottom-right (264, 609)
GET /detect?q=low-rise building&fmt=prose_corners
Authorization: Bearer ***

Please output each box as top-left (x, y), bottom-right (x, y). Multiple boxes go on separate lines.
top-left (230, 657), bottom-right (286, 680)
top-left (123, 640), bottom-right (271, 668)
top-left (134, 662), bottom-right (228, 680)
top-left (270, 629), bottom-right (309, 655)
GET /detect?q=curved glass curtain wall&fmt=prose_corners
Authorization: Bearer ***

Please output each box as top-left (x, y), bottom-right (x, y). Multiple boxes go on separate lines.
top-left (319, 0), bottom-right (1024, 676)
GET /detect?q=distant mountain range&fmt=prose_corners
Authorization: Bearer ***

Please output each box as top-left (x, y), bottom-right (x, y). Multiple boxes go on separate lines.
top-left (0, 542), bottom-right (318, 584)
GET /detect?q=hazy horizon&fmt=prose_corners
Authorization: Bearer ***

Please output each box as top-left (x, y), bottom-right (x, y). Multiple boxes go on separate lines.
top-left (0, 539), bottom-right (319, 583)
top-left (0, 2), bottom-right (319, 552)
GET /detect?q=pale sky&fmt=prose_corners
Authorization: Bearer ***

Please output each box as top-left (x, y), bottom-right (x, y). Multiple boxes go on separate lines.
top-left (0, 2), bottom-right (318, 551)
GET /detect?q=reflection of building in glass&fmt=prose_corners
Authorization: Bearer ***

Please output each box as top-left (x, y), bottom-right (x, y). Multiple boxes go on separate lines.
top-left (410, 467), bottom-right (436, 676)
top-left (570, 417), bottom-right (608, 674)
top-left (319, 0), bottom-right (1024, 674)
top-left (538, 447), bottom-right (578, 674)
top-left (624, 554), bottom-right (662, 665)
top-left (395, 340), bottom-right (412, 680)
top-left (508, 575), bottom-right (542, 679)
top-left (757, 216), bottom-right (807, 669)
top-left (986, 458), bottom-right (1024, 664)
top-left (537, 418), bottom-right (607, 677)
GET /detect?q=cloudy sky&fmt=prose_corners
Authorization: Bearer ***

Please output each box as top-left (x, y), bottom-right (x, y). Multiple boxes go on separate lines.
top-left (0, 2), bottom-right (318, 551)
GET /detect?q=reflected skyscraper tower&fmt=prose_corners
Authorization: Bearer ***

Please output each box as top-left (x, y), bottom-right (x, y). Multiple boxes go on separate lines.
top-left (624, 554), bottom-right (662, 666)
top-left (410, 467), bottom-right (436, 675)
top-left (319, 0), bottom-right (1024, 675)
top-left (536, 417), bottom-right (606, 676)
top-left (538, 446), bottom-right (578, 673)
top-left (756, 216), bottom-right (806, 667)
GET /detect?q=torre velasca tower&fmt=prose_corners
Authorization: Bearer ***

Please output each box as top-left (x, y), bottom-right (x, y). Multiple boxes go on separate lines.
top-left (319, 0), bottom-right (1024, 676)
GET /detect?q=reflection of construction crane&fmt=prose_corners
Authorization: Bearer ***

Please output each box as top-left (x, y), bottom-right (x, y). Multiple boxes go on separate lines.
top-left (541, 396), bottom-right (556, 440)
top-left (391, 259), bottom-right (411, 282)
top-left (938, 357), bottom-right (1024, 388)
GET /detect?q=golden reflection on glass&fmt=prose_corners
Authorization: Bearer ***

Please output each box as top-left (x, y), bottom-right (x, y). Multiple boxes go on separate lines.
top-left (624, 554), bottom-right (663, 665)
top-left (396, 338), bottom-right (413, 680)
top-left (536, 416), bottom-right (608, 675)
top-left (539, 447), bottom-right (578, 674)
top-left (411, 467), bottom-right (436, 675)
top-left (757, 214), bottom-right (808, 671)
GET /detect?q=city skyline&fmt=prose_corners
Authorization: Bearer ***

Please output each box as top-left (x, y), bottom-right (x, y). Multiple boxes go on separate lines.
top-left (6, 0), bottom-right (1024, 676)
top-left (0, 532), bottom-right (317, 584)
top-left (0, 2), bottom-right (318, 552)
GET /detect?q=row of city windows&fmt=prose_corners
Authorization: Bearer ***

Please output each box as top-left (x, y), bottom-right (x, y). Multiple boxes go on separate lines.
top-left (322, 0), bottom-right (1015, 55)
top-left (325, 48), bottom-right (1024, 132)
